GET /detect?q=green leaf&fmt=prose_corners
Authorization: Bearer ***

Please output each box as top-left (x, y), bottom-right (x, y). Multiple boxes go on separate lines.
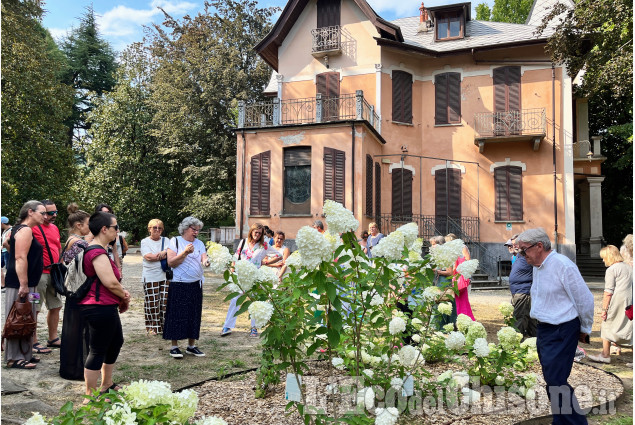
top-left (327, 327), bottom-right (340, 346)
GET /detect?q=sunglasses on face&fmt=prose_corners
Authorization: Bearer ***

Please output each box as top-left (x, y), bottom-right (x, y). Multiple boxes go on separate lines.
top-left (106, 224), bottom-right (119, 231)
top-left (518, 243), bottom-right (538, 257)
top-left (45, 210), bottom-right (58, 216)
top-left (151, 226), bottom-right (163, 230)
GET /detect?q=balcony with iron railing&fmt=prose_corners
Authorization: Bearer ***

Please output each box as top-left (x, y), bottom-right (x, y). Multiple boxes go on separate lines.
top-left (311, 25), bottom-right (341, 57)
top-left (237, 90), bottom-right (381, 133)
top-left (473, 108), bottom-right (546, 153)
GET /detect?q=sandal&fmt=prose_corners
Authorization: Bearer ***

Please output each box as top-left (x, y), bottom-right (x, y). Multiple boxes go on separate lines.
top-left (46, 337), bottom-right (61, 348)
top-left (100, 383), bottom-right (122, 395)
top-left (7, 359), bottom-right (36, 369)
top-left (29, 356), bottom-right (41, 363)
top-left (32, 343), bottom-right (52, 354)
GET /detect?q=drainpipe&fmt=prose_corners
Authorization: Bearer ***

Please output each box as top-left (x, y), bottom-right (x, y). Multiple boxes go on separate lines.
top-left (239, 130), bottom-right (247, 240)
top-left (351, 123), bottom-right (355, 214)
top-left (552, 63), bottom-right (558, 251)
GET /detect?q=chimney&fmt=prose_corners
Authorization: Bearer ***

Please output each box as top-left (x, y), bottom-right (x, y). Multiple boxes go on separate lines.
top-left (418, 3), bottom-right (431, 32)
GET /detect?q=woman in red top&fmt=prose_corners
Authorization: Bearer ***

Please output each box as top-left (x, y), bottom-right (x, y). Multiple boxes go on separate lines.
top-left (79, 212), bottom-right (130, 398)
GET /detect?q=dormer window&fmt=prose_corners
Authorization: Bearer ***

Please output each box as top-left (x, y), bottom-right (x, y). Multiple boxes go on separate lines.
top-left (427, 2), bottom-right (470, 42)
top-left (436, 12), bottom-right (462, 40)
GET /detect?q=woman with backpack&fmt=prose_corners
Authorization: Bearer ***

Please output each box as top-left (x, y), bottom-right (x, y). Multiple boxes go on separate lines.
top-left (3, 200), bottom-right (47, 369)
top-left (58, 203), bottom-right (91, 380)
top-left (79, 211), bottom-right (130, 398)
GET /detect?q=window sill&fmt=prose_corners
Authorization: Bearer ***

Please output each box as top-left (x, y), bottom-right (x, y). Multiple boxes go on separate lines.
top-left (494, 220), bottom-right (525, 224)
top-left (280, 214), bottom-right (314, 218)
top-left (434, 123), bottom-right (462, 127)
top-left (248, 215), bottom-right (271, 218)
top-left (391, 121), bottom-right (414, 127)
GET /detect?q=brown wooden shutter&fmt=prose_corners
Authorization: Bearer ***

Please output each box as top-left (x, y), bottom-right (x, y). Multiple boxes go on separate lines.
top-left (392, 71), bottom-right (412, 124)
top-left (249, 151), bottom-right (270, 215)
top-left (435, 74), bottom-right (448, 125)
top-left (494, 66), bottom-right (521, 112)
top-left (493, 67), bottom-right (507, 114)
top-left (375, 162), bottom-right (381, 217)
top-left (366, 155), bottom-right (373, 216)
top-left (494, 166), bottom-right (523, 221)
top-left (317, 72), bottom-right (340, 121)
top-left (434, 168), bottom-right (461, 233)
top-left (317, 0), bottom-right (340, 28)
top-left (448, 72), bottom-right (461, 123)
top-left (391, 168), bottom-right (412, 217)
top-left (324, 147), bottom-right (345, 204)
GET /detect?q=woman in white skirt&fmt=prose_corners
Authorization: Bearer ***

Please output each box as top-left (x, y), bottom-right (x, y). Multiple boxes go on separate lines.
top-left (221, 223), bottom-right (276, 337)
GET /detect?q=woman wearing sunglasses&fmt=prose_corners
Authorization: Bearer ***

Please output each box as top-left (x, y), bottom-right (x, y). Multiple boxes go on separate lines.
top-left (140, 219), bottom-right (169, 335)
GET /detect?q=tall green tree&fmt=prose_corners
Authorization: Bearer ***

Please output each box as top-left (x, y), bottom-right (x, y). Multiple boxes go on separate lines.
top-left (538, 0), bottom-right (633, 244)
top-left (79, 43), bottom-right (182, 241)
top-left (1, 0), bottom-right (76, 219)
top-left (61, 6), bottom-right (118, 150)
top-left (475, 0), bottom-right (532, 22)
top-left (147, 0), bottom-right (278, 226)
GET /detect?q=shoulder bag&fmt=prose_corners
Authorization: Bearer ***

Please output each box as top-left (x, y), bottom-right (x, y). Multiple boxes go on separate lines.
top-left (160, 237), bottom-right (173, 280)
top-left (2, 296), bottom-right (37, 354)
top-left (39, 225), bottom-right (69, 296)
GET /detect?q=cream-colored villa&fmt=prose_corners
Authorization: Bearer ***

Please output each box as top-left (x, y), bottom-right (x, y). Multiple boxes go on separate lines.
top-left (233, 0), bottom-right (606, 276)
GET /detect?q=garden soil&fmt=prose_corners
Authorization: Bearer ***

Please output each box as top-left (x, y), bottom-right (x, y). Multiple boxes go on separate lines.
top-left (1, 252), bottom-right (632, 424)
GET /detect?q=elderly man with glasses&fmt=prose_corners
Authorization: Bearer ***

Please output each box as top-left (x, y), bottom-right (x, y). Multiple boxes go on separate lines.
top-left (516, 228), bottom-right (594, 425)
top-left (31, 199), bottom-right (63, 353)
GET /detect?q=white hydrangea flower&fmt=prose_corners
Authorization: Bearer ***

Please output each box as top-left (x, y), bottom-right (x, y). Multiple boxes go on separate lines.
top-left (466, 321), bottom-right (487, 345)
top-left (437, 370), bottom-right (453, 382)
top-left (411, 317), bottom-right (423, 327)
top-left (422, 286), bottom-right (442, 302)
top-left (363, 369), bottom-right (374, 378)
top-left (285, 251), bottom-right (303, 269)
top-left (411, 334), bottom-right (421, 343)
top-left (399, 345), bottom-right (417, 367)
top-left (323, 200), bottom-right (359, 234)
top-left (396, 223), bottom-right (418, 248)
top-left (520, 337), bottom-right (537, 349)
top-left (429, 239), bottom-right (464, 269)
top-left (248, 301), bottom-right (274, 328)
top-left (409, 237), bottom-right (423, 254)
top-left (497, 326), bottom-right (523, 351)
top-left (375, 407), bottom-right (399, 425)
top-left (24, 413), bottom-right (49, 425)
top-left (122, 380), bottom-right (173, 408)
top-left (195, 417), bottom-right (229, 425)
top-left (445, 331), bottom-right (466, 351)
top-left (438, 302), bottom-right (453, 316)
top-left (257, 266), bottom-right (279, 285)
top-left (357, 386), bottom-right (375, 410)
top-left (498, 302), bottom-right (514, 318)
top-left (390, 377), bottom-right (404, 390)
top-left (323, 231), bottom-right (341, 252)
top-left (421, 343), bottom-right (431, 353)
top-left (388, 316), bottom-right (407, 335)
top-left (167, 389), bottom-right (199, 424)
top-left (456, 313), bottom-right (474, 333)
top-left (495, 375), bottom-right (506, 386)
top-left (370, 293), bottom-right (384, 306)
top-left (442, 323), bottom-right (455, 333)
top-left (361, 350), bottom-right (372, 364)
top-left (371, 231), bottom-right (405, 261)
top-left (473, 338), bottom-right (490, 358)
top-left (456, 259), bottom-right (479, 279)
top-left (525, 388), bottom-right (536, 400)
top-left (206, 242), bottom-right (233, 274)
top-left (408, 249), bottom-right (423, 263)
top-left (369, 356), bottom-right (382, 367)
top-left (524, 373), bottom-right (538, 388)
top-left (104, 403), bottom-right (137, 425)
top-left (453, 371), bottom-right (470, 388)
top-left (296, 226), bottom-right (332, 268)
top-left (525, 350), bottom-right (539, 362)
top-left (232, 259), bottom-right (259, 292)
top-left (332, 357), bottom-right (345, 370)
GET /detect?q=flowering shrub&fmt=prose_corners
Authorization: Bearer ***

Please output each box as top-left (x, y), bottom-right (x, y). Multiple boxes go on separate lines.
top-left (208, 201), bottom-right (539, 423)
top-left (24, 380), bottom-right (226, 425)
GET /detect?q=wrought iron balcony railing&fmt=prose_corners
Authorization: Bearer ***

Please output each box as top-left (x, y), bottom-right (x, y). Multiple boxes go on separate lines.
top-left (374, 214), bottom-right (479, 243)
top-left (311, 25), bottom-right (341, 54)
top-left (474, 108), bottom-right (546, 138)
top-left (237, 90), bottom-right (381, 133)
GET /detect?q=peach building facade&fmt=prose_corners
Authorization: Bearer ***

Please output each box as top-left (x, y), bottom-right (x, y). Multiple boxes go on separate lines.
top-left (234, 0), bottom-right (605, 276)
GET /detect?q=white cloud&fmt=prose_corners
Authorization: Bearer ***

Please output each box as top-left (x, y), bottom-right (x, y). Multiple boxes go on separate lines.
top-left (97, 1), bottom-right (197, 37)
top-left (47, 27), bottom-right (70, 42)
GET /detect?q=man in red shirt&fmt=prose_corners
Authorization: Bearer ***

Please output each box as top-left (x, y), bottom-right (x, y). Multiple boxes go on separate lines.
top-left (32, 199), bottom-right (63, 352)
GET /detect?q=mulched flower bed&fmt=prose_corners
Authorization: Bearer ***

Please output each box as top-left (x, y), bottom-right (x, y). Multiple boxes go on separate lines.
top-left (194, 360), bottom-right (623, 424)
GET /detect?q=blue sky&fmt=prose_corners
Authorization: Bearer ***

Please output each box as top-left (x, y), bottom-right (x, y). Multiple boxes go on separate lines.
top-left (43, 0), bottom-right (493, 53)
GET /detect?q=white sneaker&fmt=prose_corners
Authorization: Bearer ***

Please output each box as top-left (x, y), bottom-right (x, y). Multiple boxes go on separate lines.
top-left (587, 354), bottom-right (611, 364)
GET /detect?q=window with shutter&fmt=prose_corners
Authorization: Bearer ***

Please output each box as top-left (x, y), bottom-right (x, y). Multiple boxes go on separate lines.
top-left (435, 72), bottom-right (461, 124)
top-left (317, 0), bottom-right (340, 28)
top-left (324, 147), bottom-right (345, 205)
top-left (249, 151), bottom-right (271, 215)
top-left (375, 162), bottom-right (381, 218)
top-left (283, 147), bottom-right (312, 214)
top-left (391, 168), bottom-right (413, 218)
top-left (366, 155), bottom-right (373, 216)
top-left (434, 168), bottom-right (461, 234)
top-left (494, 165), bottom-right (523, 221)
top-left (392, 71), bottom-right (412, 124)
top-left (317, 72), bottom-right (340, 121)
top-left (493, 66), bottom-right (521, 135)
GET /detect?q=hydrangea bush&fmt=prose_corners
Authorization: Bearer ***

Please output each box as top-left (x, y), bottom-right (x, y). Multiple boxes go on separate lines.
top-left (207, 201), bottom-right (538, 424)
top-left (24, 380), bottom-right (226, 425)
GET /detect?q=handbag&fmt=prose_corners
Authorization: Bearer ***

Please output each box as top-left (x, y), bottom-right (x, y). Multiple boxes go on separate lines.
top-left (626, 304), bottom-right (633, 321)
top-left (160, 237), bottom-right (173, 280)
top-left (39, 225), bottom-right (70, 296)
top-left (2, 297), bottom-right (37, 354)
